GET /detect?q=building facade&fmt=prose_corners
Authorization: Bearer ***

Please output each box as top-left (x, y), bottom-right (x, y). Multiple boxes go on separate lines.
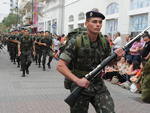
top-left (18, 0), bottom-right (33, 25)
top-left (19, 0), bottom-right (150, 36)
top-left (38, 0), bottom-right (65, 35)
top-left (64, 0), bottom-right (150, 36)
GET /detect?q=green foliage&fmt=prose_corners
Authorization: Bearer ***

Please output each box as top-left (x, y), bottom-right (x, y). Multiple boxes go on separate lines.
top-left (2, 13), bottom-right (18, 28)
top-left (0, 23), bottom-right (8, 32)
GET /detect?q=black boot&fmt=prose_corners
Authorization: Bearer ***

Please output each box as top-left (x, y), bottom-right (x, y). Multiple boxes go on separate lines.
top-left (26, 69), bottom-right (29, 74)
top-left (43, 65), bottom-right (46, 71)
top-left (47, 63), bottom-right (51, 69)
top-left (22, 70), bottom-right (25, 77)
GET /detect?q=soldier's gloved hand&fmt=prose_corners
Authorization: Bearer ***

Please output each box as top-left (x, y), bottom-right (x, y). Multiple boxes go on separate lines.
top-left (75, 77), bottom-right (90, 88)
top-left (114, 48), bottom-right (125, 57)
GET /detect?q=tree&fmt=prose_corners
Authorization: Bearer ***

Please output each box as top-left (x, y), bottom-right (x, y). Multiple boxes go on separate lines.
top-left (0, 23), bottom-right (8, 32)
top-left (2, 13), bottom-right (19, 28)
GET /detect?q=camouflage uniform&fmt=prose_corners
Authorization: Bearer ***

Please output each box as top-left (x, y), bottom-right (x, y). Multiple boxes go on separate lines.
top-left (59, 32), bottom-right (115, 113)
top-left (20, 35), bottom-right (33, 76)
top-left (141, 59), bottom-right (150, 103)
top-left (8, 34), bottom-right (17, 63)
top-left (40, 36), bottom-right (53, 70)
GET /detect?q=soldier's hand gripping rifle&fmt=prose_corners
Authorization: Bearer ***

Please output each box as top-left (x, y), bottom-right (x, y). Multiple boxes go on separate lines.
top-left (64, 26), bottom-right (150, 107)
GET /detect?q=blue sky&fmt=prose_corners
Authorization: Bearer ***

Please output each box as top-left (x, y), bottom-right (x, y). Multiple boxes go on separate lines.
top-left (0, 0), bottom-right (10, 22)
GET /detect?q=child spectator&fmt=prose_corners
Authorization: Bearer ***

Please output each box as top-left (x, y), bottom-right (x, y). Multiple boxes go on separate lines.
top-left (119, 61), bottom-right (141, 89)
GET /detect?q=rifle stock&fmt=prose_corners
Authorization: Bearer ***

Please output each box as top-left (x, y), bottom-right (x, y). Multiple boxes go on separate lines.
top-left (64, 87), bottom-right (84, 107)
top-left (64, 26), bottom-right (150, 107)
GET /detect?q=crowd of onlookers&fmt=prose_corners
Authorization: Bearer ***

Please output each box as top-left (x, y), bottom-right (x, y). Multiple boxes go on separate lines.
top-left (102, 31), bottom-right (150, 93)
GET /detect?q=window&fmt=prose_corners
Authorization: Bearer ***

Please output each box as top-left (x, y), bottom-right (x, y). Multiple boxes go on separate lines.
top-left (106, 2), bottom-right (119, 15)
top-left (68, 25), bottom-right (74, 32)
top-left (105, 19), bottom-right (118, 35)
top-left (52, 19), bottom-right (57, 34)
top-left (69, 15), bottom-right (74, 22)
top-left (78, 23), bottom-right (84, 28)
top-left (78, 12), bottom-right (85, 20)
top-left (130, 14), bottom-right (148, 32)
top-left (38, 22), bottom-right (44, 31)
top-left (48, 20), bottom-right (51, 32)
top-left (130, 0), bottom-right (150, 10)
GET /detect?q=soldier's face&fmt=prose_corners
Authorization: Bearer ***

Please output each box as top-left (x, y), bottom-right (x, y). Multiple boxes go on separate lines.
top-left (85, 17), bottom-right (103, 34)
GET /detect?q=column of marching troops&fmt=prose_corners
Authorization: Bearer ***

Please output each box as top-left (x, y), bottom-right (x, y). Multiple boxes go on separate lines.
top-left (2, 29), bottom-right (57, 77)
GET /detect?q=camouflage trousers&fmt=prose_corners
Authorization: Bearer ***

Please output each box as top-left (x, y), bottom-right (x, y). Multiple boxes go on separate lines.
top-left (70, 90), bottom-right (115, 113)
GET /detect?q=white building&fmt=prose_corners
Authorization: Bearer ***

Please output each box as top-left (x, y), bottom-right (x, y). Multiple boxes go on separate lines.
top-left (19, 0), bottom-right (150, 36)
top-left (18, 0), bottom-right (33, 25)
top-left (64, 0), bottom-right (150, 36)
top-left (38, 0), bottom-right (65, 35)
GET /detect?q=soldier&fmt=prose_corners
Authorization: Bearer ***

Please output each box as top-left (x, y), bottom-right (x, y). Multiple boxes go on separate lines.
top-left (141, 58), bottom-right (150, 103)
top-left (18, 30), bottom-right (35, 77)
top-left (37, 31), bottom-right (43, 68)
top-left (8, 31), bottom-right (18, 64)
top-left (36, 31), bottom-right (53, 71)
top-left (34, 32), bottom-right (41, 65)
top-left (57, 9), bottom-right (124, 113)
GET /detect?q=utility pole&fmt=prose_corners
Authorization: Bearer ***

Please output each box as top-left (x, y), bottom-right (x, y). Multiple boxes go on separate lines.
top-left (32, 0), bottom-right (34, 25)
top-left (16, 0), bottom-right (19, 29)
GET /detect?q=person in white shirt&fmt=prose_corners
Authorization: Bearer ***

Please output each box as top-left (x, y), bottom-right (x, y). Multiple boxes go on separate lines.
top-left (112, 32), bottom-right (122, 50)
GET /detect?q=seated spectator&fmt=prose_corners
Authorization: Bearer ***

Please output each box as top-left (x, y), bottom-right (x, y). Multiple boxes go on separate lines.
top-left (116, 56), bottom-right (129, 84)
top-left (126, 38), bottom-right (143, 64)
top-left (103, 63), bottom-right (118, 81)
top-left (119, 61), bottom-right (141, 89)
top-left (141, 34), bottom-right (150, 65)
top-left (130, 67), bottom-right (142, 93)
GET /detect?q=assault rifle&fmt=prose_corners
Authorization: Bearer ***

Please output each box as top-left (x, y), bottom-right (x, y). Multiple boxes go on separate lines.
top-left (64, 26), bottom-right (150, 107)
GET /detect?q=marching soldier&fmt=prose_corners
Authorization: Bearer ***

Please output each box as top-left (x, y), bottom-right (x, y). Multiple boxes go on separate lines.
top-left (18, 30), bottom-right (35, 77)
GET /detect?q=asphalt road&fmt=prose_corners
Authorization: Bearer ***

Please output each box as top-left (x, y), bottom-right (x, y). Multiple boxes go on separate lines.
top-left (0, 50), bottom-right (149, 113)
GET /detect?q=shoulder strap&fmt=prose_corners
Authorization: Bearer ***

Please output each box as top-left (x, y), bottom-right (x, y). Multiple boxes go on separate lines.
top-left (99, 34), bottom-right (107, 49)
top-left (76, 34), bottom-right (90, 48)
top-left (76, 33), bottom-right (107, 49)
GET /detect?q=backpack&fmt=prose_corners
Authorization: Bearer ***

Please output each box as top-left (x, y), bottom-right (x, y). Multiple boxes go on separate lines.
top-left (59, 27), bottom-right (107, 56)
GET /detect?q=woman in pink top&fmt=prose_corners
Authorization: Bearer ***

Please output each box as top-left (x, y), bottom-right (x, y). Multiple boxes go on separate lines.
top-left (127, 38), bottom-right (143, 63)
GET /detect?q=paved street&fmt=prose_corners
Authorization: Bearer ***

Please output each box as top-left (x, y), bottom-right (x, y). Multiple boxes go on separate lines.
top-left (0, 49), bottom-right (149, 113)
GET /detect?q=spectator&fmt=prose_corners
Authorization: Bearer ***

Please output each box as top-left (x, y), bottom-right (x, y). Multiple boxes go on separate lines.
top-left (103, 64), bottom-right (118, 81)
top-left (141, 34), bottom-right (150, 64)
top-left (119, 61), bottom-right (141, 89)
top-left (116, 56), bottom-right (129, 84)
top-left (127, 38), bottom-right (143, 64)
top-left (112, 32), bottom-right (122, 50)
